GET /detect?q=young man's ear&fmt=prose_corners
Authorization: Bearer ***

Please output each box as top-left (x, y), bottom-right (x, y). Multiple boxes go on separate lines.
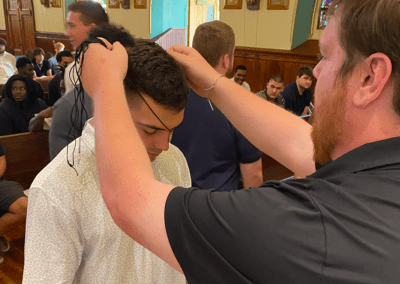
top-left (221, 54), bottom-right (230, 70)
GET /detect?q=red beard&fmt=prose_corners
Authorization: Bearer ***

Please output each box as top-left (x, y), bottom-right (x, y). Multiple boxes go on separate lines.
top-left (311, 83), bottom-right (347, 165)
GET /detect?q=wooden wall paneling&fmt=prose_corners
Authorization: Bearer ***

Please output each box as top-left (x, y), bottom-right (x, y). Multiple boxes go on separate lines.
top-left (0, 29), bottom-right (6, 41)
top-left (35, 32), bottom-right (73, 54)
top-left (230, 40), bottom-right (320, 95)
top-left (20, 0), bottom-right (36, 52)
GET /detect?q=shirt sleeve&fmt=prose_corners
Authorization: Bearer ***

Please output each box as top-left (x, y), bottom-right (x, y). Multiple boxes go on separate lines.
top-left (165, 183), bottom-right (325, 283)
top-left (23, 187), bottom-right (83, 283)
top-left (234, 128), bottom-right (262, 164)
top-left (44, 60), bottom-right (51, 73)
top-left (49, 98), bottom-right (75, 160)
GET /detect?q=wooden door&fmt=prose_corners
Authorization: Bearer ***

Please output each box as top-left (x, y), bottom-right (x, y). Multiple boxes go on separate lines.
top-left (3, 0), bottom-right (36, 55)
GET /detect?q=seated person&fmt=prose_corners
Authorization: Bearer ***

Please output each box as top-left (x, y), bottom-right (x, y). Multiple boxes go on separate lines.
top-left (0, 141), bottom-right (27, 264)
top-left (47, 50), bottom-right (73, 106)
top-left (31, 48), bottom-right (52, 77)
top-left (0, 75), bottom-right (48, 136)
top-left (49, 42), bottom-right (65, 74)
top-left (255, 74), bottom-right (285, 108)
top-left (23, 25), bottom-right (189, 284)
top-left (230, 65), bottom-right (251, 92)
top-left (281, 65), bottom-right (313, 116)
top-left (0, 39), bottom-right (17, 84)
top-left (3, 56), bottom-right (45, 100)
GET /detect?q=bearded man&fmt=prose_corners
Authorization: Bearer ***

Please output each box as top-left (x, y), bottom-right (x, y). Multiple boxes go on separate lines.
top-left (79, 0), bottom-right (400, 282)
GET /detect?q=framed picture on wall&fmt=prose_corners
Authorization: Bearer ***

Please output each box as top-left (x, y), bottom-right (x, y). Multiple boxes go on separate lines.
top-left (267, 0), bottom-right (289, 10)
top-left (224, 0), bottom-right (242, 9)
top-left (50, 0), bottom-right (61, 7)
top-left (134, 0), bottom-right (146, 9)
top-left (109, 0), bottom-right (120, 8)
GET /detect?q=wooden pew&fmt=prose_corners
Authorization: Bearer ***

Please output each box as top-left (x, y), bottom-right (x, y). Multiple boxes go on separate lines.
top-left (0, 131), bottom-right (50, 189)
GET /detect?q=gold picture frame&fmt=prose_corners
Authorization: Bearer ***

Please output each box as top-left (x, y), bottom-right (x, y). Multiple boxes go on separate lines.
top-left (109, 0), bottom-right (120, 9)
top-left (134, 0), bottom-right (146, 9)
top-left (267, 0), bottom-right (289, 10)
top-left (224, 0), bottom-right (242, 9)
top-left (50, 0), bottom-right (61, 8)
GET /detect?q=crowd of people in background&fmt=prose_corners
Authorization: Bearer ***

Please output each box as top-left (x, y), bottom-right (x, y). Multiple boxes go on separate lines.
top-left (0, 0), bottom-right (398, 283)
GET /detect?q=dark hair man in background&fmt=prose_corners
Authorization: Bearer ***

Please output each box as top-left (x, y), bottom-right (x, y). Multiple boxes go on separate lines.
top-left (281, 65), bottom-right (314, 116)
top-left (31, 48), bottom-right (52, 78)
top-left (255, 74), bottom-right (285, 108)
top-left (231, 64), bottom-right (251, 92)
top-left (1, 57), bottom-right (45, 101)
top-left (47, 50), bottom-right (73, 106)
top-left (64, 1), bottom-right (109, 95)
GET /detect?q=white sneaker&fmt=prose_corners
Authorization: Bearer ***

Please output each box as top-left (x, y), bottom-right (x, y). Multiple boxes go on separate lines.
top-left (0, 236), bottom-right (10, 253)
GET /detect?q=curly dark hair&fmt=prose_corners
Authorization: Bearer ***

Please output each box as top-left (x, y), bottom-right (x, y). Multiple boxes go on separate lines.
top-left (86, 24), bottom-right (188, 112)
top-left (124, 41), bottom-right (188, 112)
top-left (16, 57), bottom-right (32, 69)
top-left (87, 24), bottom-right (136, 48)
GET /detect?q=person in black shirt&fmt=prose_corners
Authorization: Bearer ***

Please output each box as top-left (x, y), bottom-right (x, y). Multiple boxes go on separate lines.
top-left (0, 141), bottom-right (27, 264)
top-left (1, 57), bottom-right (45, 101)
top-left (31, 48), bottom-right (52, 78)
top-left (17, 57), bottom-right (44, 100)
top-left (281, 65), bottom-right (313, 116)
top-left (47, 50), bottom-right (73, 106)
top-left (0, 75), bottom-right (47, 136)
top-left (79, 0), bottom-right (400, 282)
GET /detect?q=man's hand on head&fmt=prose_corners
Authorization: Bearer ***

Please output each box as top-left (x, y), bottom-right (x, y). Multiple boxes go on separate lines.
top-left (167, 45), bottom-right (222, 99)
top-left (80, 37), bottom-right (128, 99)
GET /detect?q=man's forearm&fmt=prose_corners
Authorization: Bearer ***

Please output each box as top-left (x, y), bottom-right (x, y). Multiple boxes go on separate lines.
top-left (209, 78), bottom-right (315, 177)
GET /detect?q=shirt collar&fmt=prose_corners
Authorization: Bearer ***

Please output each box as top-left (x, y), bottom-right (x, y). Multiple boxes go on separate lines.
top-left (310, 136), bottom-right (400, 179)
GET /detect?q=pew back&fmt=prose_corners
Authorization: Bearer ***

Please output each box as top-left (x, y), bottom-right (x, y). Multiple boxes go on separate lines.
top-left (0, 131), bottom-right (50, 189)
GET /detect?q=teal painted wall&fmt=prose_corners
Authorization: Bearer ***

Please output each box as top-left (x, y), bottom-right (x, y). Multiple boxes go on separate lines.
top-left (150, 0), bottom-right (187, 39)
top-left (291, 0), bottom-right (316, 49)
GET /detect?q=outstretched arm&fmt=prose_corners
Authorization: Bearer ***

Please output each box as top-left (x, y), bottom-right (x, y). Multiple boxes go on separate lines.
top-left (168, 45), bottom-right (315, 177)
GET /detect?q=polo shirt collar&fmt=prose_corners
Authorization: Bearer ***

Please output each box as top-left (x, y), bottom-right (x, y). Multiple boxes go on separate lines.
top-left (309, 136), bottom-right (400, 179)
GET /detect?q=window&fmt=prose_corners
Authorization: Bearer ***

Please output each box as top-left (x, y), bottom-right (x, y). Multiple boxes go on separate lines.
top-left (317, 0), bottom-right (332, 30)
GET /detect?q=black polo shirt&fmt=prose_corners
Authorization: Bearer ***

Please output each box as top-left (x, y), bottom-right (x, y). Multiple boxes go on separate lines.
top-left (165, 137), bottom-right (400, 283)
top-left (281, 81), bottom-right (312, 116)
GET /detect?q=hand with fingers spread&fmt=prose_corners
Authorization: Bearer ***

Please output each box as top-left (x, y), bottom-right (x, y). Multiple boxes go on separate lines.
top-left (167, 45), bottom-right (222, 98)
top-left (80, 37), bottom-right (128, 99)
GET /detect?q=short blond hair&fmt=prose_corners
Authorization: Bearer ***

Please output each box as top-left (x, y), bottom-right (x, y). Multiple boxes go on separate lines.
top-left (54, 42), bottom-right (65, 51)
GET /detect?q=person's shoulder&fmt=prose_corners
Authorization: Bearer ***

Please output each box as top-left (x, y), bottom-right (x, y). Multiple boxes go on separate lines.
top-left (281, 81), bottom-right (296, 94)
top-left (152, 144), bottom-right (191, 187)
top-left (5, 52), bottom-right (16, 60)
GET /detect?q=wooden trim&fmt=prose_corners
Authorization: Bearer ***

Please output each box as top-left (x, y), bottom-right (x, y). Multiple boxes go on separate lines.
top-left (267, 0), bottom-right (289, 10)
top-left (35, 31), bottom-right (73, 53)
top-left (224, 0), bottom-right (242, 9)
top-left (230, 40), bottom-right (320, 96)
top-left (0, 29), bottom-right (6, 40)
